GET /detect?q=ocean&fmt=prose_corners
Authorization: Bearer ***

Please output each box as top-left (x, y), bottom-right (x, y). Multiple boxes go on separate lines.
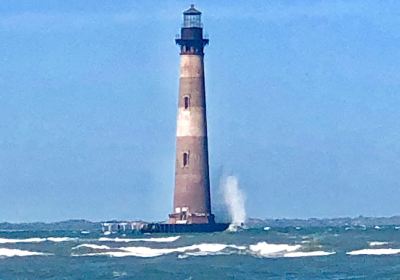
top-left (1, 226), bottom-right (400, 279)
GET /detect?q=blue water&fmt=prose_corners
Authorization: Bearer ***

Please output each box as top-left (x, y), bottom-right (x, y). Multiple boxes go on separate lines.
top-left (1, 226), bottom-right (400, 279)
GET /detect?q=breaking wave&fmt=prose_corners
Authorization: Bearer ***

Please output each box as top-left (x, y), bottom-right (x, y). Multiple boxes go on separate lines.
top-left (0, 238), bottom-right (45, 244)
top-left (73, 241), bottom-right (334, 259)
top-left (0, 237), bottom-right (77, 244)
top-left (72, 244), bottom-right (111, 250)
top-left (248, 242), bottom-right (334, 258)
top-left (98, 236), bottom-right (180, 243)
top-left (284, 251), bottom-right (335, 258)
top-left (46, 237), bottom-right (78, 242)
top-left (347, 248), bottom-right (400, 256)
top-left (368, 241), bottom-right (389, 247)
top-left (249, 242), bottom-right (301, 257)
top-left (73, 243), bottom-right (241, 258)
top-left (0, 248), bottom-right (51, 257)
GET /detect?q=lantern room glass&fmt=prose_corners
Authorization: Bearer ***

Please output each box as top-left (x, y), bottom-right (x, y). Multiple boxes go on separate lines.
top-left (183, 14), bottom-right (202, 28)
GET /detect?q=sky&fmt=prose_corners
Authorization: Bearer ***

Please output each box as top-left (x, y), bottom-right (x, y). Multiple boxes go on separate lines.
top-left (1, 1), bottom-right (400, 222)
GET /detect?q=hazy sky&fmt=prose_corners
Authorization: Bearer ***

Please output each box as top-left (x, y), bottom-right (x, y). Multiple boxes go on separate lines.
top-left (1, 0), bottom-right (400, 222)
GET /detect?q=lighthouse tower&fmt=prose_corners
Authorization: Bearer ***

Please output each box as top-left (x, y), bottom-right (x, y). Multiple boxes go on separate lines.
top-left (169, 5), bottom-right (214, 225)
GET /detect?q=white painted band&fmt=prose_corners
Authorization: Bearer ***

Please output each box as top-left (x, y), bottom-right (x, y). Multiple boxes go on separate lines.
top-left (176, 108), bottom-right (206, 137)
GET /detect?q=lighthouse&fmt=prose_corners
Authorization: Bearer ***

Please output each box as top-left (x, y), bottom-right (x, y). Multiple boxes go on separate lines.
top-left (169, 5), bottom-right (214, 225)
top-left (140, 5), bottom-right (228, 233)
top-left (101, 5), bottom-right (229, 234)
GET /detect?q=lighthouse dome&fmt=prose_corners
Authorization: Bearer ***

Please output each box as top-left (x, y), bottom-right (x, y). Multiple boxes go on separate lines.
top-left (183, 5), bottom-right (202, 28)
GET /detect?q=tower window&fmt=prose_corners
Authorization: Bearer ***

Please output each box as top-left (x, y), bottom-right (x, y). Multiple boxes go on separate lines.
top-left (183, 152), bottom-right (189, 167)
top-left (184, 96), bottom-right (190, 109)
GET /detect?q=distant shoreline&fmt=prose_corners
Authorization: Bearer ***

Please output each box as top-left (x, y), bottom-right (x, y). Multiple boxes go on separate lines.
top-left (1, 216), bottom-right (400, 231)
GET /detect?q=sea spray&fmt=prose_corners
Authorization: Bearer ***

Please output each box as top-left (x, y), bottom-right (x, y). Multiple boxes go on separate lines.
top-left (221, 176), bottom-right (246, 228)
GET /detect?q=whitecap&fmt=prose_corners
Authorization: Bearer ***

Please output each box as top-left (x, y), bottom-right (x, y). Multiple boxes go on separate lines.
top-left (227, 224), bottom-right (240, 232)
top-left (263, 227), bottom-right (271, 231)
top-left (74, 243), bottom-right (242, 258)
top-left (347, 248), bottom-right (400, 255)
top-left (112, 271), bottom-right (127, 277)
top-left (0, 248), bottom-right (51, 257)
top-left (113, 243), bottom-right (231, 258)
top-left (369, 241), bottom-right (389, 247)
top-left (98, 236), bottom-right (180, 243)
top-left (284, 251), bottom-right (335, 258)
top-left (72, 244), bottom-right (111, 250)
top-left (0, 238), bottom-right (46, 244)
top-left (249, 242), bottom-right (301, 257)
top-left (47, 237), bottom-right (77, 242)
top-left (0, 237), bottom-right (77, 244)
top-left (73, 241), bottom-right (335, 259)
top-left (248, 242), bottom-right (334, 258)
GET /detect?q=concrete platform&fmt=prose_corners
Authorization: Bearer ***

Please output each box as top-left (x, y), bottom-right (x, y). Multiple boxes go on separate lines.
top-left (140, 223), bottom-right (230, 233)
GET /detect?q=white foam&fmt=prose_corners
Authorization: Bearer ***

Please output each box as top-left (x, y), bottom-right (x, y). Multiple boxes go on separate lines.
top-left (0, 237), bottom-right (77, 244)
top-left (0, 248), bottom-right (50, 257)
top-left (112, 271), bottom-right (127, 277)
top-left (0, 238), bottom-right (45, 244)
top-left (227, 224), bottom-right (246, 232)
top-left (73, 241), bottom-right (335, 259)
top-left (184, 244), bottom-right (246, 257)
top-left (74, 243), bottom-right (242, 258)
top-left (72, 244), bottom-right (111, 250)
top-left (284, 251), bottom-right (335, 258)
top-left (263, 227), bottom-right (271, 231)
top-left (249, 242), bottom-right (301, 257)
top-left (47, 237), bottom-right (77, 242)
top-left (98, 236), bottom-right (180, 243)
top-left (347, 248), bottom-right (400, 255)
top-left (115, 243), bottom-right (231, 258)
top-left (369, 241), bottom-right (389, 247)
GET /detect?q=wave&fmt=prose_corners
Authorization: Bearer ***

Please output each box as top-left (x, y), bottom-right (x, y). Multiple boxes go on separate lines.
top-left (369, 241), bottom-right (389, 247)
top-left (73, 243), bottom-right (244, 258)
top-left (0, 237), bottom-right (77, 244)
top-left (73, 241), bottom-right (333, 259)
top-left (249, 242), bottom-right (334, 258)
top-left (72, 244), bottom-right (111, 250)
top-left (98, 236), bottom-right (180, 243)
top-left (0, 238), bottom-right (45, 244)
top-left (347, 248), bottom-right (400, 256)
top-left (249, 242), bottom-right (301, 257)
top-left (46, 237), bottom-right (77, 242)
top-left (284, 251), bottom-right (335, 258)
top-left (0, 248), bottom-right (51, 257)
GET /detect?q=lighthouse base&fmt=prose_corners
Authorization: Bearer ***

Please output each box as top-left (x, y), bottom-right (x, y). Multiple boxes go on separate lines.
top-left (140, 223), bottom-right (230, 233)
